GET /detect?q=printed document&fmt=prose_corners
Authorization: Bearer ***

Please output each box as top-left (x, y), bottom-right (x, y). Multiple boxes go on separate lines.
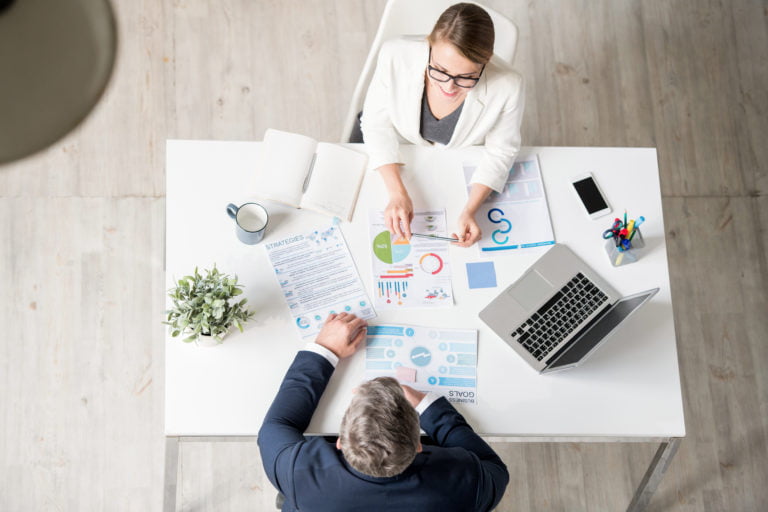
top-left (265, 222), bottom-right (375, 338)
top-left (464, 155), bottom-right (555, 252)
top-left (365, 324), bottom-right (478, 405)
top-left (368, 210), bottom-right (454, 309)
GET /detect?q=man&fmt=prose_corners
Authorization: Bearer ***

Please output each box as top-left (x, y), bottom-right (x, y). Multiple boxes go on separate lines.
top-left (258, 312), bottom-right (509, 511)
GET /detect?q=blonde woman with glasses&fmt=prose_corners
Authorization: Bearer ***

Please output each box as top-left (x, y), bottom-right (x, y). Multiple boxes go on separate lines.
top-left (358, 2), bottom-right (524, 247)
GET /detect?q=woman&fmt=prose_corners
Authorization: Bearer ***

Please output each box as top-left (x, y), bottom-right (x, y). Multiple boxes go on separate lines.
top-left (360, 3), bottom-right (524, 247)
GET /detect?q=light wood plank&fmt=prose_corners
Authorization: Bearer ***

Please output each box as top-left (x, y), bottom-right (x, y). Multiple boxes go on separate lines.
top-left (0, 198), bottom-right (165, 511)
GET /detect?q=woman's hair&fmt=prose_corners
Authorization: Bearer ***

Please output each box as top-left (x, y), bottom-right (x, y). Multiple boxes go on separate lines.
top-left (339, 377), bottom-right (421, 478)
top-left (427, 3), bottom-right (495, 65)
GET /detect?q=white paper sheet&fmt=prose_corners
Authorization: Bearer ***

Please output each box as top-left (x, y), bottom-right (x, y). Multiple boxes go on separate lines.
top-left (365, 324), bottom-right (478, 405)
top-left (368, 210), bottom-right (454, 309)
top-left (265, 222), bottom-right (376, 338)
top-left (464, 155), bottom-right (556, 252)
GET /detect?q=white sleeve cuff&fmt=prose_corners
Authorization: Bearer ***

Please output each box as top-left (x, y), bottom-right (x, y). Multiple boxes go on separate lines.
top-left (302, 343), bottom-right (339, 368)
top-left (414, 391), bottom-right (441, 415)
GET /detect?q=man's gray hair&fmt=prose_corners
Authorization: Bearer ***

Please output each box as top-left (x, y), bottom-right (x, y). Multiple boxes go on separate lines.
top-left (339, 377), bottom-right (421, 477)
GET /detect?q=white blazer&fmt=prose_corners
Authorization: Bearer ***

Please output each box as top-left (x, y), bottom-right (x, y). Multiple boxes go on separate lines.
top-left (361, 38), bottom-right (525, 193)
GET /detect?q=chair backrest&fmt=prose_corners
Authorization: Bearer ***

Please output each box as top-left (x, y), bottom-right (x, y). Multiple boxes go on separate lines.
top-left (340, 0), bottom-right (518, 142)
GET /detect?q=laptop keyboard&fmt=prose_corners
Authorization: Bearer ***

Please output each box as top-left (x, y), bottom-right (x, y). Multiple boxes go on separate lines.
top-left (510, 273), bottom-right (609, 361)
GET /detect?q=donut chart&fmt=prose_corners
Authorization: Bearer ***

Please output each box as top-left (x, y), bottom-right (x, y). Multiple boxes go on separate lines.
top-left (419, 253), bottom-right (444, 275)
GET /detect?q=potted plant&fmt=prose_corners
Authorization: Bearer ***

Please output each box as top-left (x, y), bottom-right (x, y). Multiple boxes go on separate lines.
top-left (164, 266), bottom-right (255, 345)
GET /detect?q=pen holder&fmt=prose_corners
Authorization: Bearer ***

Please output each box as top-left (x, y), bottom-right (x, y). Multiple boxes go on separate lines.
top-left (605, 229), bottom-right (645, 267)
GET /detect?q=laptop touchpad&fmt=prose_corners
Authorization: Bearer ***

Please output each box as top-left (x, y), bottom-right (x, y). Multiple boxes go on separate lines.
top-left (509, 270), bottom-right (553, 312)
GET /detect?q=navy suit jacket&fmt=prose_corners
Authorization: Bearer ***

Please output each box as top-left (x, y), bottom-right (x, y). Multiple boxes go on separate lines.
top-left (258, 351), bottom-right (509, 512)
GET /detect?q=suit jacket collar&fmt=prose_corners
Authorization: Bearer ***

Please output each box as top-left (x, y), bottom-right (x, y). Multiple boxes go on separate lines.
top-left (449, 73), bottom-right (486, 147)
top-left (338, 450), bottom-right (428, 483)
top-left (403, 42), bottom-right (430, 145)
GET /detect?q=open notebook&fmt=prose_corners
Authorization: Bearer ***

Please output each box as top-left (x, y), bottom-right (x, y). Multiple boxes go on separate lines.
top-left (255, 129), bottom-right (368, 221)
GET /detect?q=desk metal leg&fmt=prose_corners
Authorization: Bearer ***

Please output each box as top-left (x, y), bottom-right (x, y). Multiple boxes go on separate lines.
top-left (163, 436), bottom-right (180, 512)
top-left (626, 437), bottom-right (681, 512)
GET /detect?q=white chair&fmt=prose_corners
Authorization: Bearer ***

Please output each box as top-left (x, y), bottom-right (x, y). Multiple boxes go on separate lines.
top-left (340, 0), bottom-right (518, 142)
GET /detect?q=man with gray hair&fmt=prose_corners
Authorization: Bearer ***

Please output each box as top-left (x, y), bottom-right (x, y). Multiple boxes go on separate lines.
top-left (258, 312), bottom-right (509, 511)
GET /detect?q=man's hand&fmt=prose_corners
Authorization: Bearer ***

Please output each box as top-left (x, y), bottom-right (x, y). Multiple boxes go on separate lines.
top-left (315, 312), bottom-right (367, 359)
top-left (400, 384), bottom-right (426, 408)
top-left (451, 209), bottom-right (482, 247)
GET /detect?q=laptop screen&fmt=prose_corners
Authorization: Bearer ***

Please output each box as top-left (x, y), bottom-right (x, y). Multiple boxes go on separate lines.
top-left (546, 291), bottom-right (655, 369)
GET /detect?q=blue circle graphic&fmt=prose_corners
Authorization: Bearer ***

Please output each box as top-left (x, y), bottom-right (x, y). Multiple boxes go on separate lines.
top-left (344, 305), bottom-right (352, 311)
top-left (439, 343), bottom-right (447, 351)
top-left (428, 376), bottom-right (437, 385)
top-left (447, 355), bottom-right (456, 363)
top-left (296, 317), bottom-right (310, 329)
top-left (405, 328), bottom-right (415, 337)
top-left (394, 338), bottom-right (403, 347)
top-left (439, 366), bottom-right (448, 374)
top-left (410, 346), bottom-right (432, 367)
top-left (386, 350), bottom-right (396, 358)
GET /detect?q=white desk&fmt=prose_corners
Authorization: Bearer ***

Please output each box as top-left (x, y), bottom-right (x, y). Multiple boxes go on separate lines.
top-left (164, 141), bottom-right (685, 511)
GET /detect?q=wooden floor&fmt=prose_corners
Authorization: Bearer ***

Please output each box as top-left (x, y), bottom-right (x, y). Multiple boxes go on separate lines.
top-left (1, 0), bottom-right (766, 510)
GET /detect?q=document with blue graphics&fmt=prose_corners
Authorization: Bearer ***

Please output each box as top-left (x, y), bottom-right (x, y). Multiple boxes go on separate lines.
top-left (365, 324), bottom-right (478, 405)
top-left (464, 155), bottom-right (555, 252)
top-left (265, 222), bottom-right (375, 339)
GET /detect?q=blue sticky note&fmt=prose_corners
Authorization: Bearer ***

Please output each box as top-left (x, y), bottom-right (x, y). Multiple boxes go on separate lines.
top-left (466, 261), bottom-right (497, 289)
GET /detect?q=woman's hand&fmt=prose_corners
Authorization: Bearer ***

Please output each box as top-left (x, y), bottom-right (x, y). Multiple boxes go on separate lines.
top-left (451, 209), bottom-right (482, 247)
top-left (385, 192), bottom-right (414, 240)
top-left (451, 183), bottom-right (493, 247)
top-left (377, 163), bottom-right (413, 240)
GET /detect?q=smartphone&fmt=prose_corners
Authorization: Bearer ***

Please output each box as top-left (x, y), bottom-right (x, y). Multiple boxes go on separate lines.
top-left (570, 173), bottom-right (612, 219)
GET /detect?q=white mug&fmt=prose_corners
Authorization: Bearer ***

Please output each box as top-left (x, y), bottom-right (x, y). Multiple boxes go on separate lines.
top-left (226, 202), bottom-right (268, 244)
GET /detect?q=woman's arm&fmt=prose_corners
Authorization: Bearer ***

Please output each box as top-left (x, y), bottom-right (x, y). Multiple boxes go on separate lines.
top-left (469, 73), bottom-right (525, 194)
top-left (361, 41), bottom-right (415, 239)
top-left (378, 163), bottom-right (413, 240)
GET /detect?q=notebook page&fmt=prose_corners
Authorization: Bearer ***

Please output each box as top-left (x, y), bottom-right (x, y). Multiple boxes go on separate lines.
top-left (255, 129), bottom-right (317, 207)
top-left (300, 143), bottom-right (367, 221)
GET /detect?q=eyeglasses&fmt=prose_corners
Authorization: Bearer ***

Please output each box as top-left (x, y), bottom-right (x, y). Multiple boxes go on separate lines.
top-left (426, 48), bottom-right (485, 89)
top-left (427, 65), bottom-right (483, 88)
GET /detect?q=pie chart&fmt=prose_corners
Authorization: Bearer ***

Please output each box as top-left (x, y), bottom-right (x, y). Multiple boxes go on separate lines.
top-left (373, 231), bottom-right (411, 264)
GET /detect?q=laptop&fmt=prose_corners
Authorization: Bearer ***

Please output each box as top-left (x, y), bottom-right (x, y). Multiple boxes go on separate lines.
top-left (479, 244), bottom-right (658, 374)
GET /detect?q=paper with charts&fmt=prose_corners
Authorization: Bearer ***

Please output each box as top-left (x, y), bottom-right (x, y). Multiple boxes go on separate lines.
top-left (369, 210), bottom-right (454, 309)
top-left (365, 324), bottom-right (478, 405)
top-left (464, 155), bottom-right (555, 252)
top-left (265, 222), bottom-right (376, 339)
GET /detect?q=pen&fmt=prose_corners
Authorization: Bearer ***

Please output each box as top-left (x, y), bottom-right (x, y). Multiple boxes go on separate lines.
top-left (411, 233), bottom-right (460, 242)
